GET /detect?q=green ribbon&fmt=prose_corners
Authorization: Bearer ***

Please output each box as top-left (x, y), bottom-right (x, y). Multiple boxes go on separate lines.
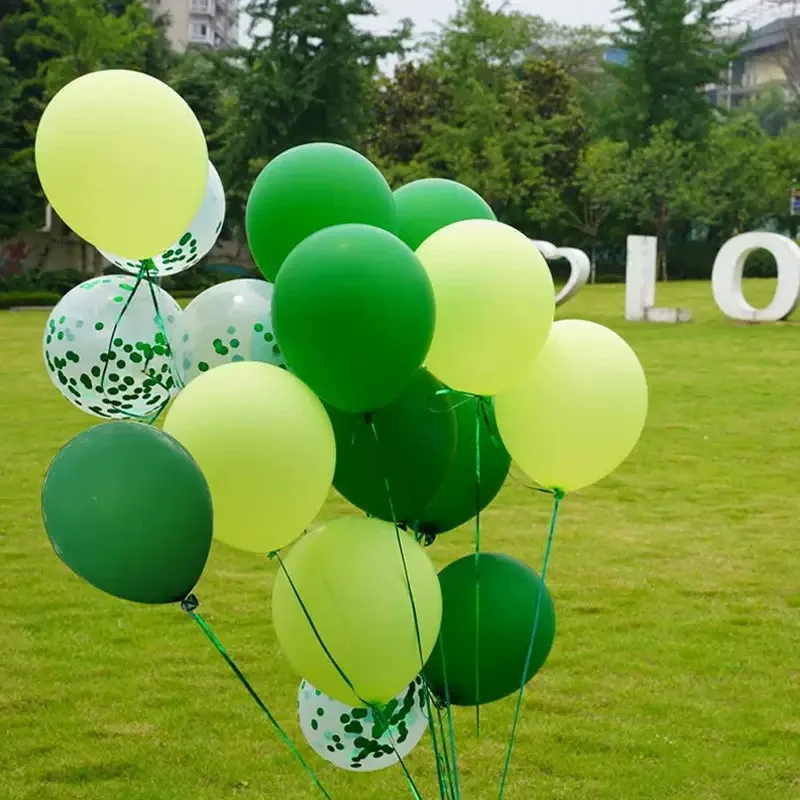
top-left (496, 489), bottom-right (564, 799)
top-left (180, 594), bottom-right (333, 800)
top-left (473, 399), bottom-right (482, 739)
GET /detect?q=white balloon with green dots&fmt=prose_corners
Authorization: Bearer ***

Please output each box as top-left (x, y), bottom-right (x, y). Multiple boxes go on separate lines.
top-left (98, 162), bottom-right (225, 277)
top-left (174, 279), bottom-right (285, 384)
top-left (43, 275), bottom-right (181, 419)
top-left (298, 677), bottom-right (429, 772)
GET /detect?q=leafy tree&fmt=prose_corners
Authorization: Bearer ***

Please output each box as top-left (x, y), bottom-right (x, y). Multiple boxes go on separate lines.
top-left (566, 138), bottom-right (631, 278)
top-left (609, 0), bottom-right (738, 145)
top-left (624, 122), bottom-right (699, 279)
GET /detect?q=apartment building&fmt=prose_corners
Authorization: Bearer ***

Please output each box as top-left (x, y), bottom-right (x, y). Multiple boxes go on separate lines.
top-left (151, 0), bottom-right (240, 51)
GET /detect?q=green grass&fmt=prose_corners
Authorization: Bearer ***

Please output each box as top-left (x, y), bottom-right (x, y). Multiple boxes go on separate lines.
top-left (1, 280), bottom-right (798, 800)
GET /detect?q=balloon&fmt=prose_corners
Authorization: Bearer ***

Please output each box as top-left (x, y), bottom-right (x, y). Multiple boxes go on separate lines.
top-left (417, 397), bottom-right (511, 536)
top-left (246, 143), bottom-right (396, 281)
top-left (394, 179), bottom-right (496, 252)
top-left (43, 275), bottom-right (181, 419)
top-left (422, 553), bottom-right (555, 706)
top-left (35, 70), bottom-right (207, 258)
top-left (273, 224), bottom-right (435, 413)
top-left (41, 422), bottom-right (213, 604)
top-left (495, 320), bottom-right (648, 493)
top-left (326, 370), bottom-right (457, 525)
top-left (298, 677), bottom-right (428, 772)
top-left (173, 279), bottom-right (284, 385)
top-left (99, 162), bottom-right (225, 276)
top-left (272, 517), bottom-right (442, 706)
top-left (416, 219), bottom-right (555, 396)
top-left (162, 362), bottom-right (335, 553)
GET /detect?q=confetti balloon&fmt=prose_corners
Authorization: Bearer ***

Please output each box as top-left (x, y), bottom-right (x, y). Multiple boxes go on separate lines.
top-left (298, 677), bottom-right (429, 772)
top-left (174, 279), bottom-right (283, 384)
top-left (43, 275), bottom-right (181, 419)
top-left (99, 162), bottom-right (225, 276)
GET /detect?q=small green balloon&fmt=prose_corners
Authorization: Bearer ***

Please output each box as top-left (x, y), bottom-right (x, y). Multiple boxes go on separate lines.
top-left (422, 553), bottom-right (556, 706)
top-left (246, 143), bottom-right (397, 282)
top-left (41, 422), bottom-right (213, 604)
top-left (326, 370), bottom-right (457, 525)
top-left (393, 178), bottom-right (496, 251)
top-left (273, 224), bottom-right (436, 413)
top-left (417, 397), bottom-right (511, 535)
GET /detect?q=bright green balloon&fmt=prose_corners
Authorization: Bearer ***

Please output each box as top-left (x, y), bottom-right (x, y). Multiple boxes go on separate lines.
top-left (417, 397), bottom-right (511, 536)
top-left (246, 143), bottom-right (396, 282)
top-left (272, 517), bottom-right (442, 706)
top-left (394, 179), bottom-right (496, 251)
top-left (41, 422), bottom-right (213, 604)
top-left (495, 320), bottom-right (648, 493)
top-left (325, 370), bottom-right (457, 525)
top-left (273, 224), bottom-right (436, 413)
top-left (422, 553), bottom-right (555, 706)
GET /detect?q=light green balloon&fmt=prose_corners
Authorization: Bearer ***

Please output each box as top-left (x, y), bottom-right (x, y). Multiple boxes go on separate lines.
top-left (495, 320), bottom-right (648, 493)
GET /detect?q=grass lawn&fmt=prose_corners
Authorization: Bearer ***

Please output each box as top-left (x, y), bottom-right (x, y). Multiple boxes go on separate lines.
top-left (1, 280), bottom-right (798, 800)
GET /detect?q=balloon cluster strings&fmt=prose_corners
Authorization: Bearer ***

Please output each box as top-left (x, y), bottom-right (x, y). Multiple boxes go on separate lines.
top-left (37, 68), bottom-right (648, 800)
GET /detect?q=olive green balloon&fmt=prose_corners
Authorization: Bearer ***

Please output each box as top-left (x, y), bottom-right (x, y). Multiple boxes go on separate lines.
top-left (394, 178), bottom-right (496, 252)
top-left (246, 143), bottom-right (396, 282)
top-left (417, 397), bottom-right (511, 536)
top-left (325, 370), bottom-right (457, 525)
top-left (272, 224), bottom-right (436, 413)
top-left (41, 422), bottom-right (213, 605)
top-left (422, 553), bottom-right (556, 706)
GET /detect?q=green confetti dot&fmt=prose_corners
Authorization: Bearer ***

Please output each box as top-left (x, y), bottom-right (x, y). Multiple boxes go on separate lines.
top-left (198, 361), bottom-right (209, 372)
top-left (108, 373), bottom-right (120, 383)
top-left (116, 360), bottom-right (126, 369)
top-left (91, 366), bottom-right (101, 378)
top-left (130, 353), bottom-right (143, 364)
top-left (46, 335), bottom-right (52, 344)
top-left (123, 344), bottom-right (133, 353)
top-left (80, 374), bottom-right (92, 389)
top-left (65, 351), bottom-right (80, 363)
top-left (272, 344), bottom-right (281, 357)
top-left (227, 326), bottom-right (237, 335)
top-left (95, 322), bottom-right (104, 331)
top-left (264, 332), bottom-right (274, 342)
top-left (230, 338), bottom-right (240, 349)
top-left (310, 719), bottom-right (318, 731)
top-left (179, 232), bottom-right (192, 246)
top-left (113, 296), bottom-right (124, 303)
top-left (254, 323), bottom-right (264, 333)
top-left (113, 338), bottom-right (123, 347)
top-left (231, 355), bottom-right (244, 363)
top-left (58, 315), bottom-right (66, 324)
top-left (57, 331), bottom-right (64, 341)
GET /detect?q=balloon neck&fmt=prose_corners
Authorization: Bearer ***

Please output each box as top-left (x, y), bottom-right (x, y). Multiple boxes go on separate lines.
top-left (181, 593), bottom-right (199, 613)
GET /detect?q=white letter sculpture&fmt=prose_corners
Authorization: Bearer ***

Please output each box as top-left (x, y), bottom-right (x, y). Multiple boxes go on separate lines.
top-left (625, 235), bottom-right (691, 323)
top-left (531, 240), bottom-right (591, 307)
top-left (711, 232), bottom-right (800, 322)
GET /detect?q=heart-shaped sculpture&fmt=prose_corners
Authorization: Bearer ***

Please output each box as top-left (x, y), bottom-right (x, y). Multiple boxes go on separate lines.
top-left (531, 240), bottom-right (591, 307)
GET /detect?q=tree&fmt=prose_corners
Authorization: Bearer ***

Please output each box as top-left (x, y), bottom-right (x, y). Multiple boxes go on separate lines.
top-left (689, 114), bottom-right (789, 236)
top-left (218, 0), bottom-right (409, 231)
top-left (566, 138), bottom-right (631, 279)
top-left (609, 0), bottom-right (738, 145)
top-left (624, 122), bottom-right (699, 280)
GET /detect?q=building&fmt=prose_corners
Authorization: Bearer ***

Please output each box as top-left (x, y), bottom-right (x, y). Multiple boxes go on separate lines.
top-left (151, 0), bottom-right (240, 52)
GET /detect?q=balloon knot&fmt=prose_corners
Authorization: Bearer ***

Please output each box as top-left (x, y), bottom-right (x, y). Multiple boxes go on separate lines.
top-left (553, 488), bottom-right (565, 501)
top-left (181, 593), bottom-right (199, 613)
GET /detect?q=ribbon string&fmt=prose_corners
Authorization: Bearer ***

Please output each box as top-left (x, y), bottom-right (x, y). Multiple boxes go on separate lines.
top-left (496, 490), bottom-right (563, 799)
top-left (473, 399), bottom-right (483, 738)
top-left (180, 594), bottom-right (333, 800)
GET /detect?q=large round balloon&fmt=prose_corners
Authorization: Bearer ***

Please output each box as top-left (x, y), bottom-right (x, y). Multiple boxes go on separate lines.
top-left (35, 70), bottom-right (207, 259)
top-left (41, 422), bottom-right (213, 604)
top-left (99, 162), bottom-right (225, 276)
top-left (416, 219), bottom-right (555, 396)
top-left (174, 279), bottom-right (284, 385)
top-left (272, 517), bottom-right (442, 706)
top-left (246, 143), bottom-right (396, 282)
top-left (273, 224), bottom-right (435, 413)
top-left (163, 362), bottom-right (335, 554)
top-left (422, 553), bottom-right (556, 706)
top-left (393, 179), bottom-right (496, 252)
top-left (495, 320), bottom-right (648, 493)
top-left (326, 370), bottom-right (456, 525)
top-left (298, 677), bottom-right (428, 772)
top-left (43, 275), bottom-right (181, 419)
top-left (417, 397), bottom-right (511, 536)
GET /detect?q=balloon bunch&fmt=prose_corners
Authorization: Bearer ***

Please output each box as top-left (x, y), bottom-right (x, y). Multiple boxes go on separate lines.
top-left (36, 70), bottom-right (649, 798)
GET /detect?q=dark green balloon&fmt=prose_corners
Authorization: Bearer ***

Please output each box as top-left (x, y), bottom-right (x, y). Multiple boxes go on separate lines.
top-left (273, 223), bottom-right (436, 413)
top-left (246, 143), bottom-right (396, 282)
top-left (41, 422), bottom-right (213, 605)
top-left (422, 553), bottom-right (556, 706)
top-left (326, 370), bottom-right (457, 525)
top-left (417, 397), bottom-right (511, 535)
top-left (393, 178), bottom-right (496, 251)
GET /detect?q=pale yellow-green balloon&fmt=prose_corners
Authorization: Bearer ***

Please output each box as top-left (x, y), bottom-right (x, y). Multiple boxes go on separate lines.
top-left (35, 70), bottom-right (207, 259)
top-left (416, 219), bottom-right (555, 396)
top-left (495, 320), bottom-right (648, 493)
top-left (272, 517), bottom-right (442, 706)
top-left (163, 362), bottom-right (335, 554)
